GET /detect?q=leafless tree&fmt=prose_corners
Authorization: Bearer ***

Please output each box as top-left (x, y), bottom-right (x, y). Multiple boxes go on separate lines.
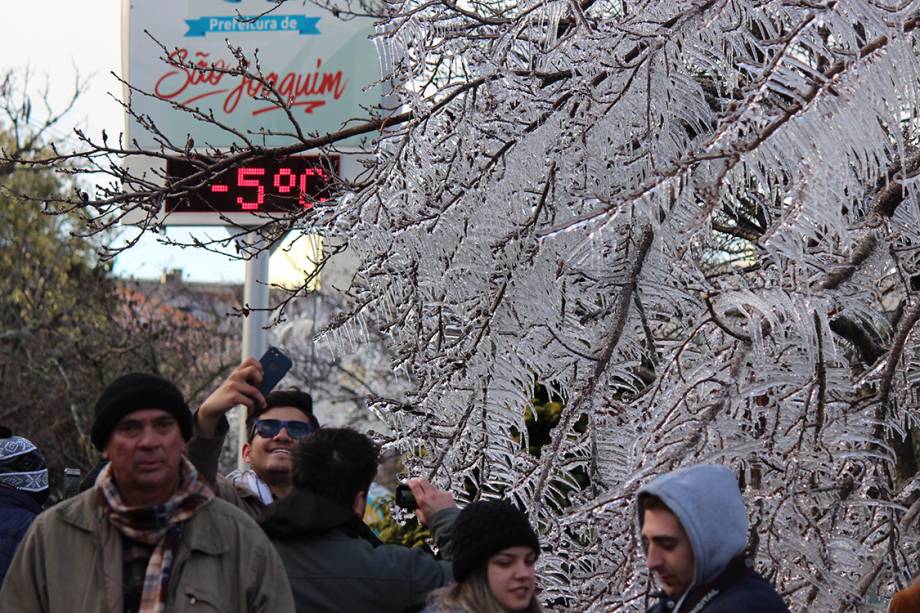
top-left (0, 70), bottom-right (239, 493)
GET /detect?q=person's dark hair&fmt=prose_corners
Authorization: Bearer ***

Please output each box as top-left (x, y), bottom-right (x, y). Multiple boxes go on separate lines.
top-left (245, 389), bottom-right (318, 440)
top-left (638, 493), bottom-right (672, 514)
top-left (291, 427), bottom-right (378, 509)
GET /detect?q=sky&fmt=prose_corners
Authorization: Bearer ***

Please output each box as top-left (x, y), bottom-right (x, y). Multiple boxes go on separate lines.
top-left (1, 1), bottom-right (246, 283)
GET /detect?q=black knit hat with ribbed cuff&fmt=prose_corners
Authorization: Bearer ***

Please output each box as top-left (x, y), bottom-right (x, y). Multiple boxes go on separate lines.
top-left (90, 373), bottom-right (193, 450)
top-left (451, 499), bottom-right (540, 582)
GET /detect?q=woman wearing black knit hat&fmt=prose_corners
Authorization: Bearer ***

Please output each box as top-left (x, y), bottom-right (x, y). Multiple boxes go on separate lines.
top-left (422, 499), bottom-right (543, 613)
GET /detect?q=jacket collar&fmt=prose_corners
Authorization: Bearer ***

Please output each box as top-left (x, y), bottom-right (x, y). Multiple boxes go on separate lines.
top-left (651, 556), bottom-right (752, 613)
top-left (59, 487), bottom-right (227, 555)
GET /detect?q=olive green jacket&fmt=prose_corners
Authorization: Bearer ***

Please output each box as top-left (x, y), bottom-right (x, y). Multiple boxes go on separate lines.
top-left (0, 487), bottom-right (295, 613)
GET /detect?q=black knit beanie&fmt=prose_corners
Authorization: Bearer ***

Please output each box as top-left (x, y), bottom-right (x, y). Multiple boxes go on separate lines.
top-left (90, 373), bottom-right (193, 450)
top-left (451, 500), bottom-right (540, 582)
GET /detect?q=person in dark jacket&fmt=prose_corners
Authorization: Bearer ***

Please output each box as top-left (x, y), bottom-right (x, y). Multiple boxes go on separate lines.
top-left (262, 427), bottom-right (459, 613)
top-left (0, 426), bottom-right (49, 587)
top-left (637, 464), bottom-right (789, 613)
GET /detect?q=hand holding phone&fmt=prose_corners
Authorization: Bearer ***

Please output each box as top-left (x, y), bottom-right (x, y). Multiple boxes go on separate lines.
top-left (258, 346), bottom-right (293, 397)
top-left (197, 357), bottom-right (268, 437)
top-left (394, 479), bottom-right (456, 526)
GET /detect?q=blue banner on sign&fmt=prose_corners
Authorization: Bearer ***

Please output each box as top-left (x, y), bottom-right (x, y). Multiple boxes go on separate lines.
top-left (185, 15), bottom-right (320, 37)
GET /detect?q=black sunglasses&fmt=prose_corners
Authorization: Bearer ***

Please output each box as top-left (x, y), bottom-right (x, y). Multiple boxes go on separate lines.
top-left (250, 419), bottom-right (316, 440)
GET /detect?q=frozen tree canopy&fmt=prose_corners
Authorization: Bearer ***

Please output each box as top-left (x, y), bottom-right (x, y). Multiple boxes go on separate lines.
top-left (329, 1), bottom-right (920, 609)
top-left (8, 0), bottom-right (920, 610)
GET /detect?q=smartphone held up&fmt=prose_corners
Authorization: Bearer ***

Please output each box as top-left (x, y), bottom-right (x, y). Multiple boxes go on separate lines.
top-left (258, 346), bottom-right (293, 397)
top-left (394, 483), bottom-right (418, 510)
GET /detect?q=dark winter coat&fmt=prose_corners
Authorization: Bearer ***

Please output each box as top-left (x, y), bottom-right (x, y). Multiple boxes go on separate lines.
top-left (262, 488), bottom-right (458, 613)
top-left (646, 557), bottom-right (789, 613)
top-left (0, 486), bottom-right (40, 587)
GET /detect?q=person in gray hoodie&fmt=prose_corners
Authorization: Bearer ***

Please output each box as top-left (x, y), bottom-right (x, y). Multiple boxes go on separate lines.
top-left (637, 464), bottom-right (789, 613)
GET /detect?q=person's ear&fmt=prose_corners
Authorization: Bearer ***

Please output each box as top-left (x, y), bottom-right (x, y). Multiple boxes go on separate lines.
top-left (352, 490), bottom-right (367, 518)
top-left (242, 442), bottom-right (252, 464)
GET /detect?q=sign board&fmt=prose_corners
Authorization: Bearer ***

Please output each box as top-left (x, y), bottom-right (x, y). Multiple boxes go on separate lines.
top-left (122, 0), bottom-right (381, 149)
top-left (121, 0), bottom-right (379, 225)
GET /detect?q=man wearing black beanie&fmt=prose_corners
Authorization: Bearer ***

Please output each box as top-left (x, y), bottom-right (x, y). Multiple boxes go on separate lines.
top-left (89, 372), bottom-right (195, 451)
top-left (0, 372), bottom-right (295, 613)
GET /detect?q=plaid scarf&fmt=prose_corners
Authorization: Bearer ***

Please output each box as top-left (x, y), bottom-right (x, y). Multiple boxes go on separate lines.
top-left (96, 457), bottom-right (213, 613)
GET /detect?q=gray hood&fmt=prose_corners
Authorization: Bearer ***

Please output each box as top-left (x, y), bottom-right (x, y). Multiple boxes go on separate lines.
top-left (638, 464), bottom-right (748, 589)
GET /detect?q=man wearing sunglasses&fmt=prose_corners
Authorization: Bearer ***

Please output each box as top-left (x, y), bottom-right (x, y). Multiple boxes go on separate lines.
top-left (188, 358), bottom-right (320, 521)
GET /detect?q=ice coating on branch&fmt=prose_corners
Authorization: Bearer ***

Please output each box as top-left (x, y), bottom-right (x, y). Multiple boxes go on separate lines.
top-left (322, 1), bottom-right (920, 608)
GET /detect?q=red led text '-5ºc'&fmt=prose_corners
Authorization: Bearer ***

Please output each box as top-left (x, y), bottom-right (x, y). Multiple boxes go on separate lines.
top-left (165, 156), bottom-right (339, 214)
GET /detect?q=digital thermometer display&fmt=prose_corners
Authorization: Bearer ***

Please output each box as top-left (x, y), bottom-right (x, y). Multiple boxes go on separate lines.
top-left (165, 155), bottom-right (339, 213)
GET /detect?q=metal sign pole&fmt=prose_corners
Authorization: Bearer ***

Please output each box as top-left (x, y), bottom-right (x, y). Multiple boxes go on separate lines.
top-left (238, 230), bottom-right (271, 470)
